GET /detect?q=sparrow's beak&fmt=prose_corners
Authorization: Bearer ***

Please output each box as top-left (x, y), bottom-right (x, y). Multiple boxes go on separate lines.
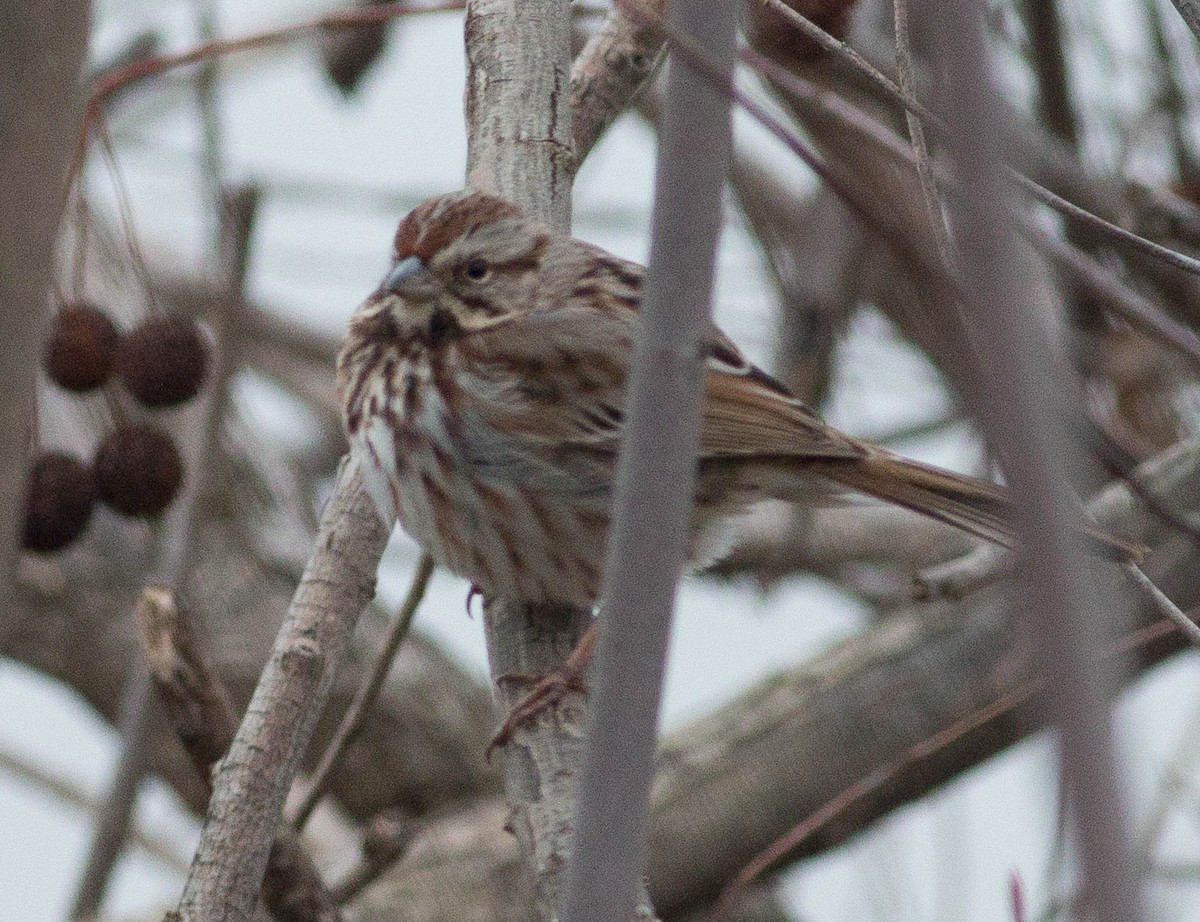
top-left (383, 255), bottom-right (436, 300)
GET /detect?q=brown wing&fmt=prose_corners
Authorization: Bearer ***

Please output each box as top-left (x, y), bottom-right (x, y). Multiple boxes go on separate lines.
top-left (700, 330), bottom-right (863, 462)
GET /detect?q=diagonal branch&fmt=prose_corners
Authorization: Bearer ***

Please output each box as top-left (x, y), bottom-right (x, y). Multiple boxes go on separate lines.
top-left (176, 458), bottom-right (390, 920)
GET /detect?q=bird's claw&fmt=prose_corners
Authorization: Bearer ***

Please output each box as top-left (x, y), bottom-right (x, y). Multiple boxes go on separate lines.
top-left (485, 667), bottom-right (588, 763)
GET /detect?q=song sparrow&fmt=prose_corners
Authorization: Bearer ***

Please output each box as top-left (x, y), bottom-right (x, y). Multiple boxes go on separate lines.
top-left (338, 190), bottom-right (1138, 603)
top-left (338, 190), bottom-right (1135, 743)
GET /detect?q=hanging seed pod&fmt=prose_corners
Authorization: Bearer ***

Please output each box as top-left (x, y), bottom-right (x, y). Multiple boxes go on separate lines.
top-left (44, 302), bottom-right (121, 393)
top-left (94, 424), bottom-right (184, 518)
top-left (116, 316), bottom-right (209, 408)
top-left (22, 452), bottom-right (97, 553)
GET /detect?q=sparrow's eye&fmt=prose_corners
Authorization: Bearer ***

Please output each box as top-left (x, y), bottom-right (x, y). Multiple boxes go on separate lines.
top-left (463, 258), bottom-right (490, 282)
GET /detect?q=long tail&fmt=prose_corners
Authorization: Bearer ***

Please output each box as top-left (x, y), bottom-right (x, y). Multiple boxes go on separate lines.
top-left (796, 451), bottom-right (1142, 562)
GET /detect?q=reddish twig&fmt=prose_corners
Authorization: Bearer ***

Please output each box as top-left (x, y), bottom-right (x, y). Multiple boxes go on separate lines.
top-left (66, 0), bottom-right (466, 193)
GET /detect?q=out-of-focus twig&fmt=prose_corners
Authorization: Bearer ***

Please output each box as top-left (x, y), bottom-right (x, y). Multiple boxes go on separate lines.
top-left (329, 809), bottom-right (420, 904)
top-left (917, 1), bottom-right (1144, 918)
top-left (69, 183), bottom-right (261, 922)
top-left (68, 1), bottom-right (467, 191)
top-left (0, 745), bottom-right (188, 873)
top-left (562, 0), bottom-right (734, 919)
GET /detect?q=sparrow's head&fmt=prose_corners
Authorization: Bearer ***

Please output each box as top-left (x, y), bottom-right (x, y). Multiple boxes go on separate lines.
top-left (356, 191), bottom-right (554, 346)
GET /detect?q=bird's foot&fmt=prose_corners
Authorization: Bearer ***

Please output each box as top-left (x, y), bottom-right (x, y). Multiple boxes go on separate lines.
top-left (486, 665), bottom-right (589, 763)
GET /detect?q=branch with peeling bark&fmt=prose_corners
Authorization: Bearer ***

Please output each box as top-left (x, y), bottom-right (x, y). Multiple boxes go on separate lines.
top-left (176, 459), bottom-right (391, 920)
top-left (137, 586), bottom-right (342, 921)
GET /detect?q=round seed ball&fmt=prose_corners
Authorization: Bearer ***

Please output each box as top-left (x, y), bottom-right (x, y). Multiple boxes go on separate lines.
top-left (44, 302), bottom-right (120, 392)
top-left (94, 424), bottom-right (183, 518)
top-left (116, 317), bottom-right (209, 408)
top-left (22, 452), bottom-right (97, 553)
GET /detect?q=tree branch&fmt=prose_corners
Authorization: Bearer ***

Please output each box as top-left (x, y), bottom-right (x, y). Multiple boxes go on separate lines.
top-left (461, 0), bottom-right (599, 918)
top-left (176, 458), bottom-right (390, 920)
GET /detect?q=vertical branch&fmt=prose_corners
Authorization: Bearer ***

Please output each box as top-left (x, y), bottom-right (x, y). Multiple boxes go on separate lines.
top-left (1017, 0), bottom-right (1080, 150)
top-left (0, 2), bottom-right (90, 618)
top-left (463, 0), bottom-right (587, 916)
top-left (914, 1), bottom-right (1144, 919)
top-left (561, 2), bottom-right (736, 922)
top-left (464, 0), bottom-right (574, 229)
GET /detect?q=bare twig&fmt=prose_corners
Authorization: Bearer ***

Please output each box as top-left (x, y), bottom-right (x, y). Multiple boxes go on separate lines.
top-left (892, 0), bottom-right (958, 276)
top-left (0, 745), bottom-right (188, 873)
top-left (69, 184), bottom-right (261, 921)
top-left (329, 810), bottom-right (420, 903)
top-left (137, 579), bottom-right (345, 921)
top-left (67, 666), bottom-right (161, 921)
top-left (749, 3), bottom-right (1200, 288)
top-left (569, 0), bottom-right (667, 163)
top-left (292, 554), bottom-right (434, 831)
top-left (1123, 563), bottom-right (1200, 647)
top-left (736, 47), bottom-right (1200, 374)
top-left (68, 1), bottom-right (467, 191)
top-left (716, 602), bottom-right (1200, 910)
top-left (916, 1), bottom-right (1144, 918)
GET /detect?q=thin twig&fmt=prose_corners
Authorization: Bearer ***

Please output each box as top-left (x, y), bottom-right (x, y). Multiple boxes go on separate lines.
top-left (67, 667), bottom-right (160, 921)
top-left (892, 0), bottom-right (958, 275)
top-left (919, 2), bottom-right (1144, 917)
top-left (752, 0), bottom-right (1200, 286)
top-left (66, 1), bottom-right (467, 192)
top-left (1123, 563), bottom-right (1200, 647)
top-left (329, 810), bottom-right (420, 904)
top-left (0, 745), bottom-right (188, 873)
top-left (68, 180), bottom-right (262, 921)
top-left (737, 43), bottom-right (1200, 374)
top-left (291, 553), bottom-right (434, 831)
